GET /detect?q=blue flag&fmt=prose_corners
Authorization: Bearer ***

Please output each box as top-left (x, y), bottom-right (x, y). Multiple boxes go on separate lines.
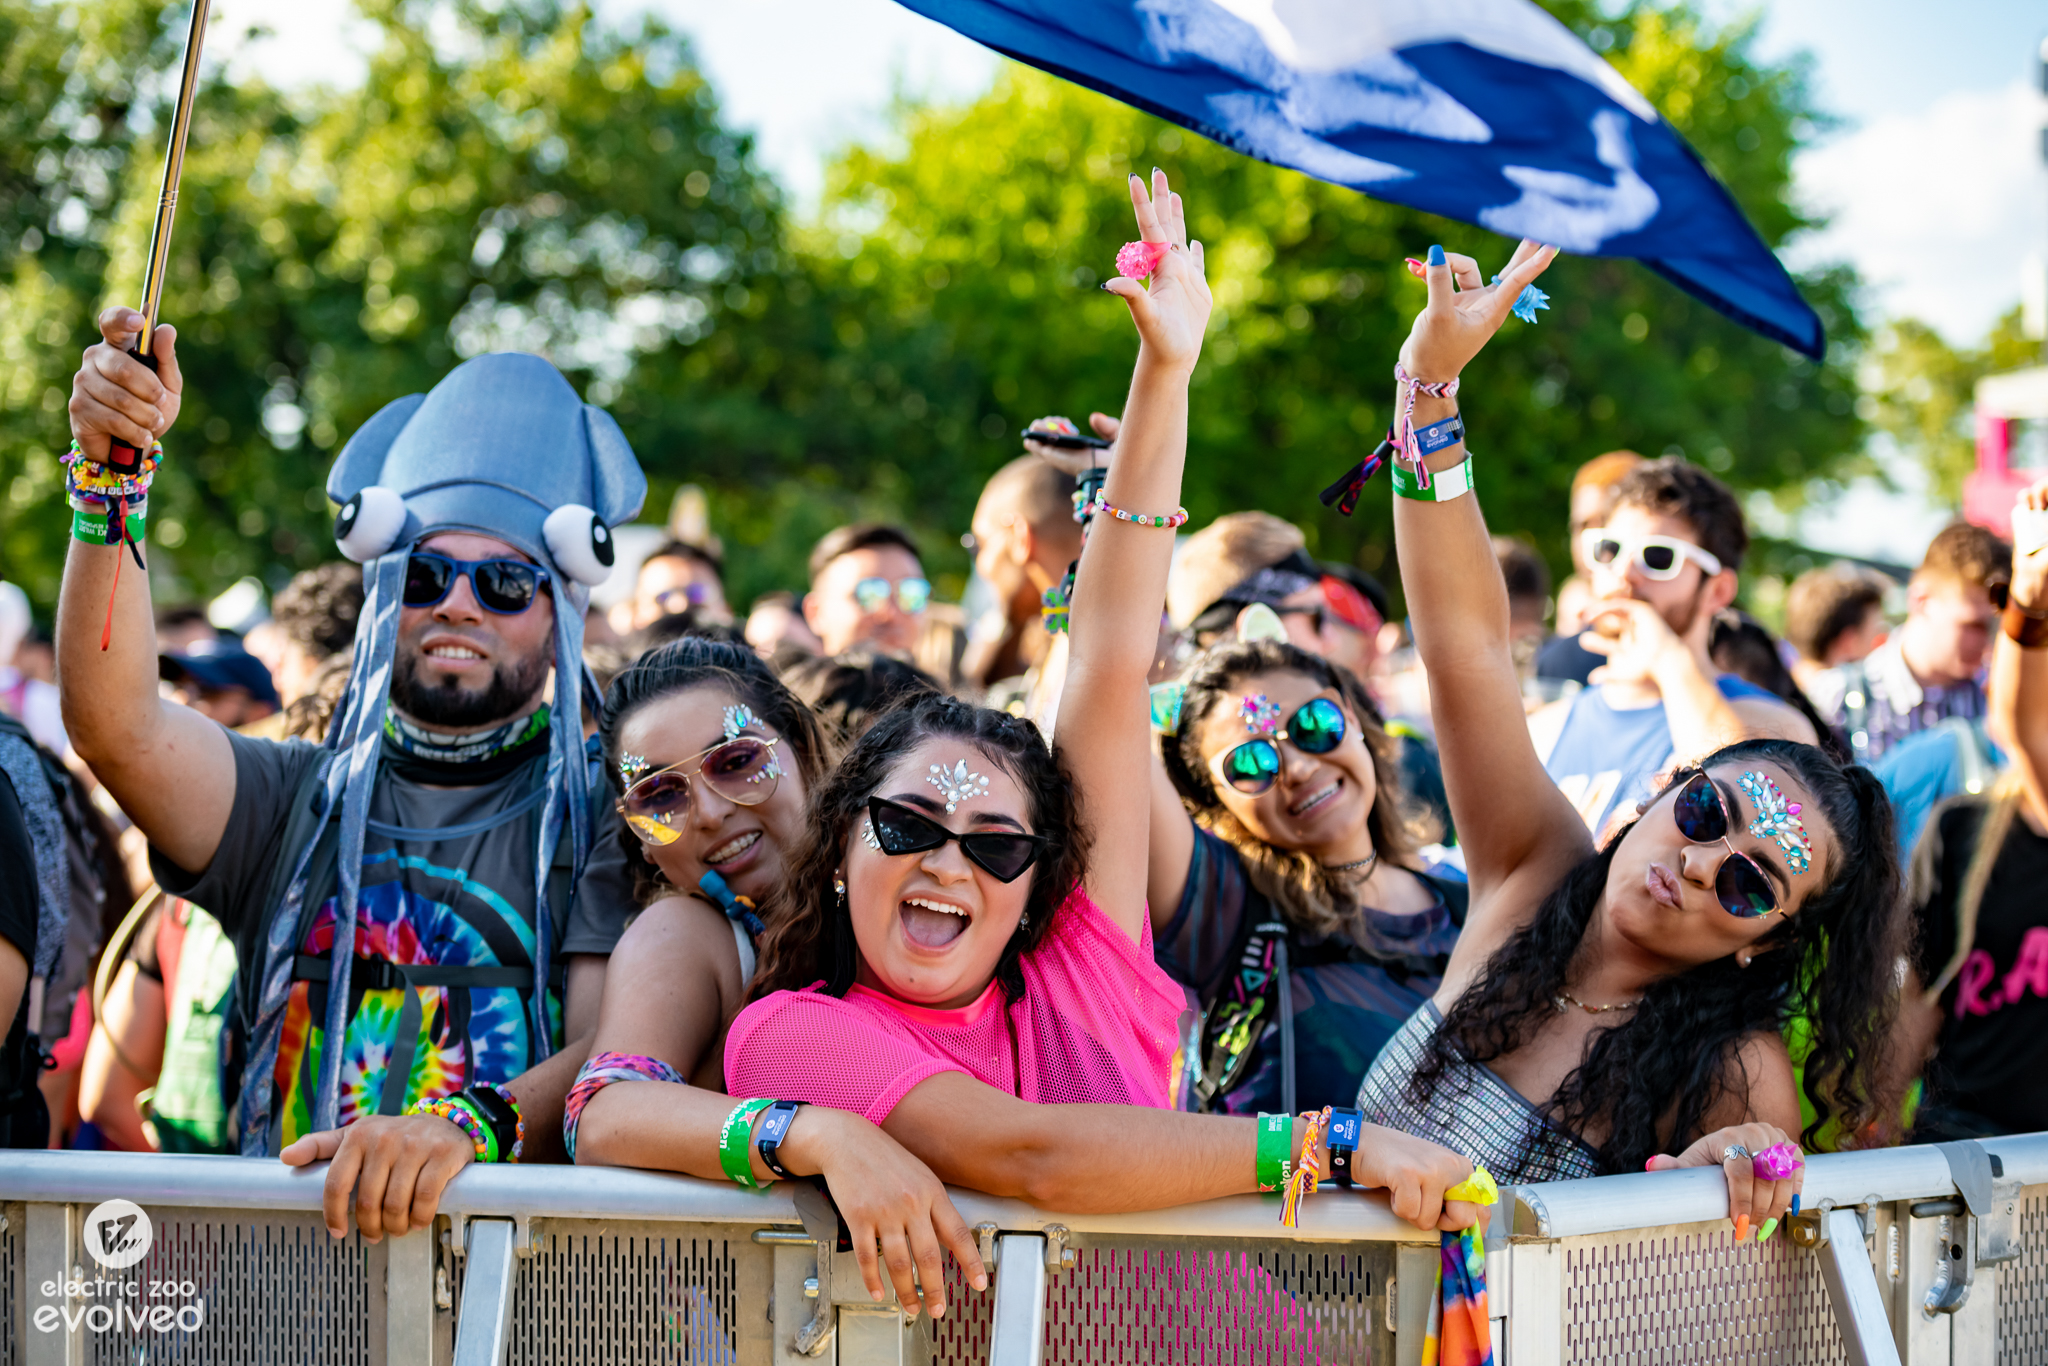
top-left (895, 0), bottom-right (1823, 357)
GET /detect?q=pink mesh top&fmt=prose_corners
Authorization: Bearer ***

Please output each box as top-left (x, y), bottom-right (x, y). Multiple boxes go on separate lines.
top-left (725, 884), bottom-right (1190, 1123)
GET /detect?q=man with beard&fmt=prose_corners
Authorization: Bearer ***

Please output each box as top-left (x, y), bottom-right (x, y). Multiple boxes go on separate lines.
top-left (60, 307), bottom-right (643, 1240)
top-left (1529, 458), bottom-right (1814, 838)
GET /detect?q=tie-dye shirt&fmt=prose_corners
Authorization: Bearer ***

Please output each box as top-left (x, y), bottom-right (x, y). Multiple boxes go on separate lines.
top-left (152, 728), bottom-right (634, 1148)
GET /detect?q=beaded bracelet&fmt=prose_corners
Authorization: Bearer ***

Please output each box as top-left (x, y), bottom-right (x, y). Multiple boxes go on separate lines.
top-left (563, 1052), bottom-right (686, 1162)
top-left (720, 1098), bottom-right (777, 1190)
top-left (1255, 1112), bottom-right (1292, 1192)
top-left (463, 1082), bottom-right (526, 1164)
top-left (1084, 494), bottom-right (1189, 529)
top-left (410, 1096), bottom-right (495, 1163)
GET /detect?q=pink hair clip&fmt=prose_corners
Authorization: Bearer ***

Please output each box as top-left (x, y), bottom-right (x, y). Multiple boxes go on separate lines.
top-left (1115, 240), bottom-right (1169, 280)
top-left (1753, 1142), bottom-right (1804, 1181)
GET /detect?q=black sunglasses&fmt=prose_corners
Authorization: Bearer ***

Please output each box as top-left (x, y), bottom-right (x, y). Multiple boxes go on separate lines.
top-left (864, 797), bottom-right (1045, 884)
top-left (404, 553), bottom-right (549, 615)
top-left (1671, 772), bottom-right (1783, 919)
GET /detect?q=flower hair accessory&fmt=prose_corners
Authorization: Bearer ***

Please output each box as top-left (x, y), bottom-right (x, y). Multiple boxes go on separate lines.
top-left (1115, 240), bottom-right (1169, 281)
top-left (619, 753), bottom-right (649, 784)
top-left (927, 760), bottom-right (990, 814)
top-left (1740, 771), bottom-right (1811, 874)
top-left (1239, 694), bottom-right (1282, 736)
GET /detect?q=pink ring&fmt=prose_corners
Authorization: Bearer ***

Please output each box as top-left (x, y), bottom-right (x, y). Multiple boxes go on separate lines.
top-left (1753, 1142), bottom-right (1805, 1181)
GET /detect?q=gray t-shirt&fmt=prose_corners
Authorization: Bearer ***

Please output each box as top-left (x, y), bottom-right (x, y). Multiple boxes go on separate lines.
top-left (153, 726), bottom-right (633, 1135)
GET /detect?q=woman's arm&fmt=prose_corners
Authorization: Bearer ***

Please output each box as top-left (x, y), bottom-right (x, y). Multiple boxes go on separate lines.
top-left (884, 1071), bottom-right (1481, 1231)
top-left (1992, 478), bottom-right (2048, 823)
top-left (1146, 745), bottom-right (1196, 932)
top-left (1386, 243), bottom-right (1588, 975)
top-left (1058, 171), bottom-right (1211, 941)
top-left (1646, 1033), bottom-right (1806, 1239)
top-left (78, 960), bottom-right (166, 1151)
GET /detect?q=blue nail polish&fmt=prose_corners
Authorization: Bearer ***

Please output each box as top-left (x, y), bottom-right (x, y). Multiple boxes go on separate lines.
top-left (1427, 245), bottom-right (1446, 267)
top-left (1790, 1194), bottom-right (1801, 1216)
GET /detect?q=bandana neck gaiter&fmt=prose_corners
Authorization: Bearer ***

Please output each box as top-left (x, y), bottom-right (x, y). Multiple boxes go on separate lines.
top-left (381, 704), bottom-right (553, 783)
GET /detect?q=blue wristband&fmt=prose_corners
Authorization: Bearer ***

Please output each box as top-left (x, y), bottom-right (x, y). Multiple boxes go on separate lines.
top-left (1326, 1106), bottom-right (1363, 1187)
top-left (1410, 415), bottom-right (1465, 456)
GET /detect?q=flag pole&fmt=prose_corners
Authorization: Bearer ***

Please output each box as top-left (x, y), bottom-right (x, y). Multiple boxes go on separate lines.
top-left (107, 0), bottom-right (212, 474)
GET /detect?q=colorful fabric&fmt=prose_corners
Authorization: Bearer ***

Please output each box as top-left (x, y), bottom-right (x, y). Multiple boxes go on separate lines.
top-left (564, 1052), bottom-right (685, 1161)
top-left (1425, 1222), bottom-right (1492, 1366)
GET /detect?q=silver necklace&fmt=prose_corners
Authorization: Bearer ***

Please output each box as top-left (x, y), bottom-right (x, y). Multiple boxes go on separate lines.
top-left (1553, 990), bottom-right (1642, 1016)
top-left (1324, 850), bottom-right (1379, 876)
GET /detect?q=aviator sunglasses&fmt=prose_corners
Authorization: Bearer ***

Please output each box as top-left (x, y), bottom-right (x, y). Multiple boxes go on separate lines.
top-left (617, 735), bottom-right (783, 846)
top-left (1213, 696), bottom-right (1349, 796)
top-left (1671, 771), bottom-right (1784, 919)
top-left (404, 553), bottom-right (550, 615)
top-left (864, 796), bottom-right (1045, 883)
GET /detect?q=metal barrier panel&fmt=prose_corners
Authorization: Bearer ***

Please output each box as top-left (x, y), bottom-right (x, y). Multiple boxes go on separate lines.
top-left (2, 1205), bottom-right (18, 1366)
top-left (1997, 1186), bottom-right (2048, 1364)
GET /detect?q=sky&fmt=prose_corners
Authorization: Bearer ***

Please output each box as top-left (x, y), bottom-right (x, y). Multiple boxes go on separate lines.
top-left (205, 0), bottom-right (2048, 556)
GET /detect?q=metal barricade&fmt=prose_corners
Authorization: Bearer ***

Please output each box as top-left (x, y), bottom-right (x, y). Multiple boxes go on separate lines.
top-left (4, 1133), bottom-right (2046, 1364)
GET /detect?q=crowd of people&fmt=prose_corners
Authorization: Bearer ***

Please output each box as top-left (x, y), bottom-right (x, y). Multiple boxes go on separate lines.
top-left (3, 169), bottom-right (2044, 1320)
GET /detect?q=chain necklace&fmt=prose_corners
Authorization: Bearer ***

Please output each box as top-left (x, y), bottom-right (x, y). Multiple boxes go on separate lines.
top-left (1553, 990), bottom-right (1642, 1015)
top-left (1323, 850), bottom-right (1380, 877)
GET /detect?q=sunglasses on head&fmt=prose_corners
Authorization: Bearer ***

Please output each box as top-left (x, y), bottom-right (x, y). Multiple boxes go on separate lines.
top-left (864, 796), bottom-right (1044, 883)
top-left (1671, 771), bottom-right (1783, 919)
top-left (404, 553), bottom-right (549, 615)
top-left (1582, 530), bottom-right (1723, 582)
top-left (617, 735), bottom-right (783, 846)
top-left (852, 577), bottom-right (931, 614)
top-left (1213, 696), bottom-right (1348, 796)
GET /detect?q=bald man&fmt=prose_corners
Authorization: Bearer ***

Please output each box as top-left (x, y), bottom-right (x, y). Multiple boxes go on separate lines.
top-left (962, 454), bottom-right (1081, 691)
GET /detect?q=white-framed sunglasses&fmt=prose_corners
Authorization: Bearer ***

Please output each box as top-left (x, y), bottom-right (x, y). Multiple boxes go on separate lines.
top-left (1581, 529), bottom-right (1723, 582)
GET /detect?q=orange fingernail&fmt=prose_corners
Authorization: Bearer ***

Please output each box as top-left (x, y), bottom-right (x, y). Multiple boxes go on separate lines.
top-left (1734, 1215), bottom-right (1749, 1242)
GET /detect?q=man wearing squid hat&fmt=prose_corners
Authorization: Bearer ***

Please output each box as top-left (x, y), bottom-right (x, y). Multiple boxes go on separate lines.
top-left (60, 307), bottom-right (644, 1236)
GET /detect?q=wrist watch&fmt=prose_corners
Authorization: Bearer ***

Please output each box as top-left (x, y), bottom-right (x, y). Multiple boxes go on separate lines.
top-left (1326, 1107), bottom-right (1364, 1187)
top-left (2004, 599), bottom-right (2048, 650)
top-left (755, 1100), bottom-right (804, 1180)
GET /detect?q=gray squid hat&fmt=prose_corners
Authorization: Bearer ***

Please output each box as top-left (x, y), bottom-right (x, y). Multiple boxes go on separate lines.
top-left (238, 353), bottom-right (645, 1152)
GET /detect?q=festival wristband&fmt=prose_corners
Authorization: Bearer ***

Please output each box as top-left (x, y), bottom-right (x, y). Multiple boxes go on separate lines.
top-left (2003, 600), bottom-right (2048, 649)
top-left (1409, 415), bottom-right (1465, 456)
top-left (1325, 1106), bottom-right (1363, 1188)
top-left (72, 506), bottom-right (146, 546)
top-left (720, 1098), bottom-right (777, 1190)
top-left (754, 1100), bottom-right (803, 1180)
top-left (1392, 453), bottom-right (1475, 503)
top-left (1255, 1112), bottom-right (1292, 1192)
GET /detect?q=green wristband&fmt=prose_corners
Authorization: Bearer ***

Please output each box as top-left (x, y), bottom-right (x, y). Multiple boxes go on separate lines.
top-left (449, 1096), bottom-right (500, 1164)
top-left (73, 507), bottom-right (146, 545)
top-left (719, 1098), bottom-right (776, 1189)
top-left (1256, 1112), bottom-right (1292, 1192)
top-left (1391, 453), bottom-right (1476, 502)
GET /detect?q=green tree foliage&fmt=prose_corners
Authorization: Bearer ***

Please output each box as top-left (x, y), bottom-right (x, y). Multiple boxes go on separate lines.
top-left (1, 0), bottom-right (1866, 615)
top-left (812, 1), bottom-right (1865, 600)
top-left (1869, 307), bottom-right (2037, 505)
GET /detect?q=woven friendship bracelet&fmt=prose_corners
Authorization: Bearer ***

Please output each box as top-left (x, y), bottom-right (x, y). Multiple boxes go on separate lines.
top-left (1392, 364), bottom-right (1460, 491)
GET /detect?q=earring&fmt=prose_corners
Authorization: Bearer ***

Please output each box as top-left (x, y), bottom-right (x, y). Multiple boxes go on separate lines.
top-left (1019, 911), bottom-right (1030, 929)
top-left (833, 876), bottom-right (847, 904)
top-left (1737, 951), bottom-right (1752, 968)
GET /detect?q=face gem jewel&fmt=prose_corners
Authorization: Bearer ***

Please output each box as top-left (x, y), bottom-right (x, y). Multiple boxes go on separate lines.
top-left (1739, 770), bottom-right (1812, 874)
top-left (927, 760), bottom-right (991, 814)
top-left (860, 817), bottom-right (881, 851)
top-left (722, 704), bottom-right (759, 743)
top-left (1239, 694), bottom-right (1283, 736)
top-left (619, 752), bottom-right (649, 783)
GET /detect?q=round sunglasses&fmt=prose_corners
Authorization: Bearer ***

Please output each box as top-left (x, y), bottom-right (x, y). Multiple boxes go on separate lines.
top-left (405, 553), bottom-right (549, 615)
top-left (864, 796), bottom-right (1044, 883)
top-left (617, 736), bottom-right (783, 846)
top-left (1212, 696), bottom-right (1348, 795)
top-left (1671, 771), bottom-right (1784, 919)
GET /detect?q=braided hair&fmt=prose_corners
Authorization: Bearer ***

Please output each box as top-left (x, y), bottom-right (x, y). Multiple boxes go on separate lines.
top-left (749, 692), bottom-right (1089, 1005)
top-left (596, 637), bottom-right (829, 906)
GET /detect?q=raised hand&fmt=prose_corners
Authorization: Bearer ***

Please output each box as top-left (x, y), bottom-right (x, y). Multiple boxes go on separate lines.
top-left (1024, 412), bottom-right (1120, 477)
top-left (70, 307), bottom-right (182, 461)
top-left (1102, 169), bottom-right (1211, 373)
top-left (1400, 240), bottom-right (1558, 382)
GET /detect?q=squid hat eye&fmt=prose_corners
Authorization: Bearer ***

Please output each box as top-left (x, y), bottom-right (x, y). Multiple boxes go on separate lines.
top-left (333, 486), bottom-right (408, 563)
top-left (542, 504), bottom-right (615, 587)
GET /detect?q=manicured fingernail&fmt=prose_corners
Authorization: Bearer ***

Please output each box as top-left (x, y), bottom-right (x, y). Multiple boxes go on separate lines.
top-left (1101, 281), bottom-right (1113, 290)
top-left (1759, 1218), bottom-right (1778, 1242)
top-left (1404, 257), bottom-right (1425, 275)
top-left (1734, 1215), bottom-right (1749, 1242)
top-left (1427, 244), bottom-right (1446, 266)
top-left (1130, 172), bottom-right (1141, 182)
top-left (1644, 1158), bottom-right (1656, 1171)
top-left (1790, 1195), bottom-right (1801, 1216)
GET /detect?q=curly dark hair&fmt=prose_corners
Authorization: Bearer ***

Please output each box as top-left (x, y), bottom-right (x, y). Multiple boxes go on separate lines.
top-left (1160, 640), bottom-right (1433, 936)
top-left (778, 650), bottom-right (941, 757)
top-left (1407, 738), bottom-right (1903, 1171)
top-left (749, 692), bottom-right (1088, 1005)
top-left (597, 637), bottom-right (830, 907)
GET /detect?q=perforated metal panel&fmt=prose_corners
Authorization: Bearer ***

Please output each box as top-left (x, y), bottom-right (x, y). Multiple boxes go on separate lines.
top-left (1998, 1186), bottom-right (2048, 1364)
top-left (0, 1204), bottom-right (18, 1366)
top-left (63, 1209), bottom-right (381, 1365)
top-left (932, 1237), bottom-right (1390, 1366)
top-left (1559, 1224), bottom-right (1849, 1365)
top-left (470, 1220), bottom-right (768, 1365)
